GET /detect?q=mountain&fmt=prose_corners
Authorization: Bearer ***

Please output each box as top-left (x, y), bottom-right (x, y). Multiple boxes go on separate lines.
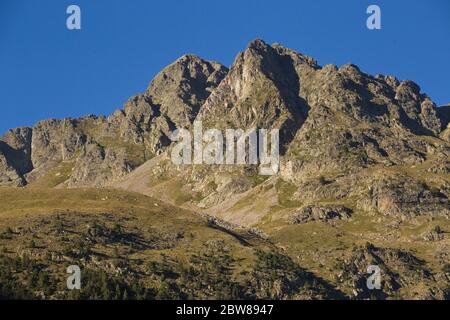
top-left (0, 54), bottom-right (228, 188)
top-left (0, 40), bottom-right (449, 300)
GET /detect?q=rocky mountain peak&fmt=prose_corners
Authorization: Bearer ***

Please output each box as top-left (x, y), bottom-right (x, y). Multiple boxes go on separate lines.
top-left (198, 40), bottom-right (309, 149)
top-left (0, 39), bottom-right (448, 191)
top-left (145, 54), bottom-right (228, 128)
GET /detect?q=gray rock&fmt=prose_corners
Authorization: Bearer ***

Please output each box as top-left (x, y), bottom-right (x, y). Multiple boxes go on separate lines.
top-left (291, 205), bottom-right (352, 224)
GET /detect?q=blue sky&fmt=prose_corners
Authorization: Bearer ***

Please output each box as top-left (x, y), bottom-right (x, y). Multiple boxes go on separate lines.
top-left (0, 0), bottom-right (449, 134)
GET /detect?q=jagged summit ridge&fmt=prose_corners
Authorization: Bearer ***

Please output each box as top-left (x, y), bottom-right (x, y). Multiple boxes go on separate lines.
top-left (0, 39), bottom-right (448, 190)
top-left (146, 54), bottom-right (228, 128)
top-left (198, 39), bottom-right (311, 148)
top-left (0, 54), bottom-right (228, 186)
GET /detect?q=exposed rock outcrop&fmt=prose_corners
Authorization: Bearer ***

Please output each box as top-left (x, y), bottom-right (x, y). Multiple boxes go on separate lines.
top-left (335, 244), bottom-right (447, 300)
top-left (0, 55), bottom-right (228, 187)
top-left (0, 40), bottom-right (448, 220)
top-left (291, 205), bottom-right (352, 224)
top-left (147, 54), bottom-right (228, 128)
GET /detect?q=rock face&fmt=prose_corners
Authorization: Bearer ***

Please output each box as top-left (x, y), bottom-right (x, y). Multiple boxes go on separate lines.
top-left (198, 40), bottom-right (309, 147)
top-left (31, 119), bottom-right (87, 175)
top-left (66, 143), bottom-right (132, 187)
top-left (0, 149), bottom-right (23, 186)
top-left (291, 205), bottom-right (352, 224)
top-left (127, 39), bottom-right (448, 222)
top-left (0, 39), bottom-right (449, 214)
top-left (284, 60), bottom-right (445, 173)
top-left (147, 54), bottom-right (228, 128)
top-left (0, 127), bottom-right (33, 186)
top-left (0, 55), bottom-right (228, 187)
top-left (438, 105), bottom-right (450, 141)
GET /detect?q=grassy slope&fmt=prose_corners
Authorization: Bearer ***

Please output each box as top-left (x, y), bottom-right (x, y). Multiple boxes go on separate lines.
top-left (0, 187), bottom-right (268, 275)
top-left (1, 154), bottom-right (448, 300)
top-left (0, 187), bottom-right (264, 256)
top-left (2, 187), bottom-right (356, 300)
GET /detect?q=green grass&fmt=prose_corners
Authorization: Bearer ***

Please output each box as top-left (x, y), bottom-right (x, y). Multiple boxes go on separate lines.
top-left (0, 187), bottom-right (268, 271)
top-left (28, 161), bottom-right (75, 188)
top-left (275, 180), bottom-right (302, 208)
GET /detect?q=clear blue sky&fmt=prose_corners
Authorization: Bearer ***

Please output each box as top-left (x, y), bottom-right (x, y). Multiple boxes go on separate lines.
top-left (1, 0), bottom-right (449, 134)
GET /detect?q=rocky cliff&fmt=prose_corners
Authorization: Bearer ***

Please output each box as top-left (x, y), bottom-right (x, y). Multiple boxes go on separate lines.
top-left (0, 55), bottom-right (228, 187)
top-left (1, 40), bottom-right (448, 218)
